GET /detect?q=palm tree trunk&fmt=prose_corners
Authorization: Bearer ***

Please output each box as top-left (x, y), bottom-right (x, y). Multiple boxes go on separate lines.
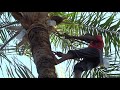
top-left (28, 24), bottom-right (57, 78)
top-left (11, 12), bottom-right (57, 78)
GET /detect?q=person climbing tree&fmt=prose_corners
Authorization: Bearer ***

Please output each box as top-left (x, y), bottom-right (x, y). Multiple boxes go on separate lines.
top-left (54, 33), bottom-right (104, 78)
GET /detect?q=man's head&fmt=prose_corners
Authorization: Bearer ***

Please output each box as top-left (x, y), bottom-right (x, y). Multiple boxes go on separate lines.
top-left (50, 16), bottom-right (64, 25)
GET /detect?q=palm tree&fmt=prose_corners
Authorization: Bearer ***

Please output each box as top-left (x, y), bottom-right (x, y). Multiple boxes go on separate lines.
top-left (11, 12), bottom-right (59, 78)
top-left (0, 12), bottom-right (120, 78)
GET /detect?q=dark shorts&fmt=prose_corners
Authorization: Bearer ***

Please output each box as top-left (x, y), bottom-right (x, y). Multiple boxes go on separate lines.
top-left (74, 58), bottom-right (100, 72)
top-left (67, 47), bottom-right (100, 72)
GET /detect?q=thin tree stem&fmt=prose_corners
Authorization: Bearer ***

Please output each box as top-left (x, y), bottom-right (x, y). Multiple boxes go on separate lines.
top-left (0, 30), bottom-right (22, 50)
top-left (0, 21), bottom-right (19, 29)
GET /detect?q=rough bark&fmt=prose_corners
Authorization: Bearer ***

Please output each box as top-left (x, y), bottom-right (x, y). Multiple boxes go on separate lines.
top-left (28, 24), bottom-right (57, 78)
top-left (11, 12), bottom-right (57, 78)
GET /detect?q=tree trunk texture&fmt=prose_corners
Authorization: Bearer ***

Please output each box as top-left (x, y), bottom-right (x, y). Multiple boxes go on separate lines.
top-left (11, 12), bottom-right (57, 78)
top-left (28, 24), bottom-right (57, 78)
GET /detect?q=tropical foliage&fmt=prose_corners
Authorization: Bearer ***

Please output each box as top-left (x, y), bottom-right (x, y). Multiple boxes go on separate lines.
top-left (0, 12), bottom-right (120, 78)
